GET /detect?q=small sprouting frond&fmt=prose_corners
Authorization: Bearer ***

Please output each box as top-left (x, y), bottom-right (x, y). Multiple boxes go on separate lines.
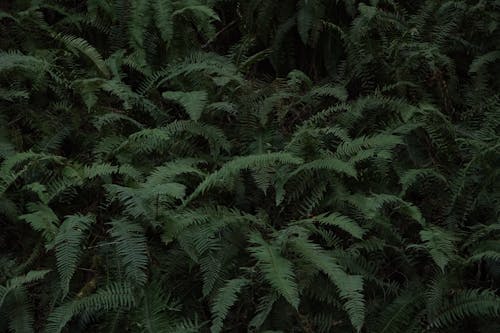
top-left (100, 79), bottom-right (140, 110)
top-left (467, 251), bottom-right (500, 263)
top-left (154, 52), bottom-right (243, 87)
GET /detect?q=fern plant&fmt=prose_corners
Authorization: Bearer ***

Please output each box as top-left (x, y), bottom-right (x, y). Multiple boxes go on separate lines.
top-left (0, 0), bottom-right (499, 332)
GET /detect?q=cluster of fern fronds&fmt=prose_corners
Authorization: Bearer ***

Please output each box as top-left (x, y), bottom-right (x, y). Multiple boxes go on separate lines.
top-left (0, 1), bottom-right (499, 332)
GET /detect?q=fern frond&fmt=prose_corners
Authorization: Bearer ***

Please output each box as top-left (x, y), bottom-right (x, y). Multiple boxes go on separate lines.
top-left (296, 212), bottom-right (366, 239)
top-left (290, 157), bottom-right (358, 179)
top-left (249, 232), bottom-right (299, 309)
top-left (54, 33), bottom-right (110, 78)
top-left (418, 226), bottom-right (459, 272)
top-left (7, 287), bottom-right (34, 333)
top-left (0, 270), bottom-right (50, 332)
top-left (163, 90), bottom-right (208, 121)
top-left (5, 269), bottom-right (47, 287)
top-left (290, 236), bottom-right (365, 331)
top-left (127, 120), bottom-right (231, 154)
top-left (399, 168), bottom-right (447, 195)
top-left (19, 203), bottom-right (60, 243)
top-left (146, 159), bottom-right (205, 186)
top-left (374, 289), bottom-right (423, 333)
top-left (348, 193), bottom-right (426, 226)
top-left (187, 153), bottom-right (303, 202)
top-left (335, 134), bottom-right (403, 160)
top-left (55, 214), bottom-right (95, 297)
top-left (469, 50), bottom-right (500, 74)
top-left (134, 282), bottom-right (182, 333)
top-left (210, 278), bottom-right (249, 333)
top-left (308, 83), bottom-right (348, 101)
top-left (92, 112), bottom-right (144, 131)
top-left (44, 283), bottom-right (135, 333)
top-left (172, 5), bottom-right (220, 22)
top-left (154, 0), bottom-right (174, 43)
top-left (428, 289), bottom-right (500, 329)
top-left (108, 219), bottom-right (149, 286)
top-left (248, 292), bottom-right (279, 331)
top-left (200, 253), bottom-right (224, 297)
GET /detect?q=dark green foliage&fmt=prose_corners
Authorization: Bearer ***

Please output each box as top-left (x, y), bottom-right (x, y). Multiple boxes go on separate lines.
top-left (0, 0), bottom-right (499, 332)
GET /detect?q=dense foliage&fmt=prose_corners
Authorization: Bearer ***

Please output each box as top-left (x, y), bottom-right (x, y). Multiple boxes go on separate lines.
top-left (1, 0), bottom-right (499, 332)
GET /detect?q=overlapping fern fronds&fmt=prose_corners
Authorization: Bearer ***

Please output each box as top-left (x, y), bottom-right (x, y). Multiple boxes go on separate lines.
top-left (0, 0), bottom-right (499, 332)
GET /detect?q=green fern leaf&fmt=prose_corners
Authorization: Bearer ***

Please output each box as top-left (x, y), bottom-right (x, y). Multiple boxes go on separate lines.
top-left (135, 282), bottom-right (181, 333)
top-left (418, 227), bottom-right (459, 272)
top-left (469, 50), bottom-right (500, 73)
top-left (154, 0), bottom-right (174, 43)
top-left (8, 288), bottom-right (34, 333)
top-left (428, 289), bottom-right (500, 329)
top-left (290, 237), bottom-right (365, 331)
top-left (187, 153), bottom-right (303, 202)
top-left (162, 90), bottom-right (208, 121)
top-left (19, 203), bottom-right (60, 244)
top-left (249, 293), bottom-right (279, 331)
top-left (375, 289), bottom-right (423, 333)
top-left (55, 214), bottom-right (95, 297)
top-left (291, 157), bottom-right (358, 178)
top-left (399, 168), bottom-right (447, 195)
top-left (172, 5), bottom-right (220, 22)
top-left (297, 212), bottom-right (366, 239)
top-left (108, 219), bottom-right (149, 286)
top-left (210, 278), bottom-right (249, 333)
top-left (297, 0), bottom-right (316, 44)
top-left (249, 233), bottom-right (299, 309)
top-left (54, 34), bottom-right (110, 78)
top-left (44, 283), bottom-right (135, 333)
